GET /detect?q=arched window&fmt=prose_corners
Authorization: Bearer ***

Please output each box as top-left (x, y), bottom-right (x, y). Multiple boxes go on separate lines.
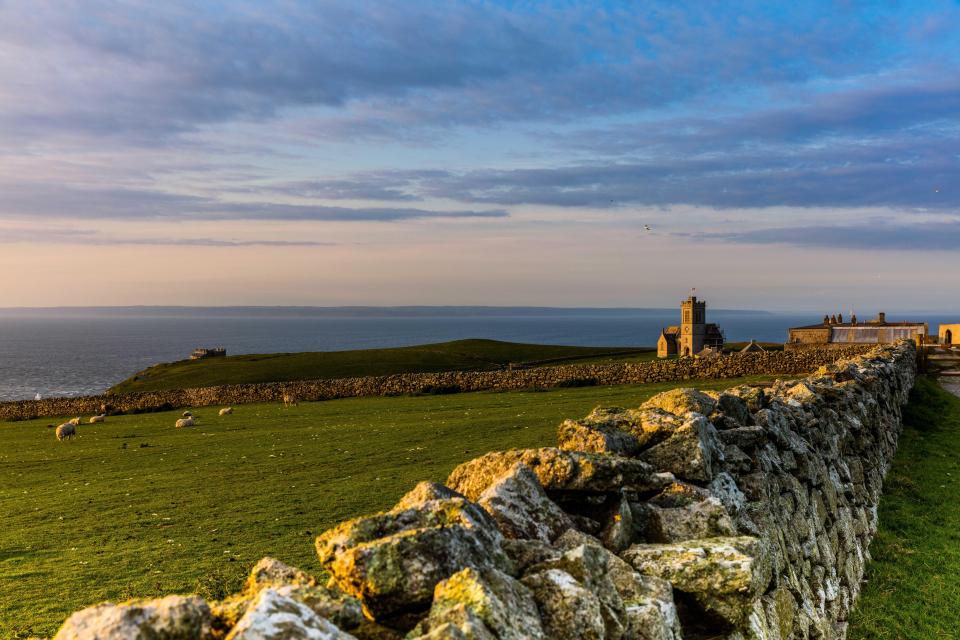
top-left (946, 329), bottom-right (954, 345)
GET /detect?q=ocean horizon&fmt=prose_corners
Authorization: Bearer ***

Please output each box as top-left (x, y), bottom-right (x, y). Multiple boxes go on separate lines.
top-left (0, 306), bottom-right (954, 401)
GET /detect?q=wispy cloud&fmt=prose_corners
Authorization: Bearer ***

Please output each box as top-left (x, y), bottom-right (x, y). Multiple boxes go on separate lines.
top-left (683, 220), bottom-right (960, 251)
top-left (0, 228), bottom-right (334, 246)
top-left (0, 182), bottom-right (508, 221)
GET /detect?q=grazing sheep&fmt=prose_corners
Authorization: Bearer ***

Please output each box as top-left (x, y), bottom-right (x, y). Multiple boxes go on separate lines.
top-left (89, 414), bottom-right (106, 424)
top-left (282, 393), bottom-right (298, 407)
top-left (56, 423), bottom-right (76, 441)
top-left (68, 417), bottom-right (81, 426)
top-left (182, 411), bottom-right (193, 418)
top-left (219, 407), bottom-right (233, 416)
top-left (175, 416), bottom-right (195, 428)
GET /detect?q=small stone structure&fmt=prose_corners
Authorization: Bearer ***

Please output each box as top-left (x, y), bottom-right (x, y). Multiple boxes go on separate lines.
top-left (786, 312), bottom-right (926, 350)
top-left (0, 346), bottom-right (876, 422)
top-left (52, 341), bottom-right (916, 640)
top-left (190, 347), bottom-right (227, 360)
top-left (658, 296), bottom-right (725, 358)
top-left (939, 324), bottom-right (960, 346)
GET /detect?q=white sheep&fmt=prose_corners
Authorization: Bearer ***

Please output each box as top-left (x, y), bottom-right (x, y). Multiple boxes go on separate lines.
top-left (68, 417), bottom-right (81, 426)
top-left (282, 393), bottom-right (298, 407)
top-left (219, 407), bottom-right (233, 416)
top-left (56, 423), bottom-right (76, 441)
top-left (175, 416), bottom-right (195, 428)
top-left (89, 414), bottom-right (106, 424)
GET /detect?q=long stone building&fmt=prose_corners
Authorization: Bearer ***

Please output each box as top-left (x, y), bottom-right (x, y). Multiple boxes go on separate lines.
top-left (787, 312), bottom-right (927, 348)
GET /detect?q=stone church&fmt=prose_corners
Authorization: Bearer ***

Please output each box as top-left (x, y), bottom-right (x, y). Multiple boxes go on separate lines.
top-left (657, 295), bottom-right (725, 358)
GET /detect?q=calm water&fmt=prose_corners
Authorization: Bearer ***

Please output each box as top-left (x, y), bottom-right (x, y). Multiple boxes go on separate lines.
top-left (0, 309), bottom-right (953, 401)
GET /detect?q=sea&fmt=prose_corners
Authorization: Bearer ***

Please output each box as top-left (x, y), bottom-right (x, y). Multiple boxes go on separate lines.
top-left (0, 307), bottom-right (954, 402)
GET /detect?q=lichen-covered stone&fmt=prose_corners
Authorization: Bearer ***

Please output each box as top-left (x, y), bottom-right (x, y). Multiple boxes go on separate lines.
top-left (528, 544), bottom-right (626, 639)
top-left (246, 557), bottom-right (317, 593)
top-left (315, 498), bottom-right (511, 622)
top-left (557, 417), bottom-right (642, 456)
top-left (413, 567), bottom-right (544, 640)
top-left (394, 482), bottom-right (466, 510)
top-left (639, 414), bottom-right (723, 482)
top-left (500, 538), bottom-right (561, 573)
top-left (475, 462), bottom-right (573, 542)
top-left (521, 569), bottom-right (605, 640)
top-left (227, 588), bottom-right (356, 639)
top-left (54, 595), bottom-right (213, 640)
top-left (645, 496), bottom-right (737, 543)
top-left (446, 448), bottom-right (664, 501)
top-left (274, 585), bottom-right (364, 631)
top-left (622, 536), bottom-right (771, 626)
top-left (642, 388), bottom-right (717, 417)
top-left (599, 492), bottom-right (634, 552)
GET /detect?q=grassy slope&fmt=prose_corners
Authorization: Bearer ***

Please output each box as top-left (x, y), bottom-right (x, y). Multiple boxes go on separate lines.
top-left (848, 377), bottom-right (960, 639)
top-left (108, 339), bottom-right (655, 394)
top-left (1, 375), bottom-right (773, 638)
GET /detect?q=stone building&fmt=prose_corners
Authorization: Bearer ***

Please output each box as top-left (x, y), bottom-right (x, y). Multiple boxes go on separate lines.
top-left (657, 295), bottom-right (725, 358)
top-left (787, 312), bottom-right (927, 349)
top-left (190, 347), bottom-right (227, 360)
top-left (940, 323), bottom-right (960, 346)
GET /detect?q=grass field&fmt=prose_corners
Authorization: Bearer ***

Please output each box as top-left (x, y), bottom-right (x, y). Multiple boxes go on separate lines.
top-left (1, 374), bottom-right (779, 638)
top-left (108, 339), bottom-right (656, 394)
top-left (848, 377), bottom-right (960, 639)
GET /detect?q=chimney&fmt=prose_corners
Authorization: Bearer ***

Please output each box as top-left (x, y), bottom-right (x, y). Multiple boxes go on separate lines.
top-left (837, 313), bottom-right (843, 324)
top-left (877, 312), bottom-right (886, 324)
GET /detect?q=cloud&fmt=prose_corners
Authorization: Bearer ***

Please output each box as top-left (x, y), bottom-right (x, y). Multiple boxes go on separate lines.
top-left (1, 1), bottom-right (947, 145)
top-left (684, 220), bottom-right (960, 251)
top-left (0, 182), bottom-right (508, 221)
top-left (0, 228), bottom-right (334, 246)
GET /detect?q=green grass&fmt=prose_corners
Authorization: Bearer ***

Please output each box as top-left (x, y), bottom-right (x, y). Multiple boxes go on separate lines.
top-left (109, 339), bottom-right (654, 394)
top-left (0, 374), bottom-right (776, 638)
top-left (848, 377), bottom-right (960, 639)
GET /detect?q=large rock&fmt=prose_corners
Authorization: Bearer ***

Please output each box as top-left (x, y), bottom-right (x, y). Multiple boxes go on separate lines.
top-left (407, 605), bottom-right (496, 640)
top-left (446, 448), bottom-right (665, 501)
top-left (475, 462), bottom-right (573, 543)
top-left (639, 414), bottom-right (723, 482)
top-left (274, 586), bottom-right (364, 632)
top-left (394, 482), bottom-right (466, 510)
top-left (521, 569), bottom-right (606, 640)
top-left (413, 567), bottom-right (545, 640)
top-left (55, 595), bottom-right (213, 640)
top-left (557, 416), bottom-right (641, 456)
top-left (528, 544), bottom-right (626, 639)
top-left (227, 588), bottom-right (356, 639)
top-left (645, 484), bottom-right (737, 542)
top-left (622, 536), bottom-right (771, 626)
top-left (246, 557), bottom-right (317, 592)
top-left (315, 498), bottom-right (511, 622)
top-left (642, 388), bottom-right (717, 417)
top-left (549, 528), bottom-right (681, 639)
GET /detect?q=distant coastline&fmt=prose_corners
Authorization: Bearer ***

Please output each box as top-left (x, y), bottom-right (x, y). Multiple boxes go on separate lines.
top-left (0, 305), bottom-right (776, 318)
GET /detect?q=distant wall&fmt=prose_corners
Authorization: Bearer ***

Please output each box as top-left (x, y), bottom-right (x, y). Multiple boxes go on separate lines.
top-left (0, 345), bottom-right (877, 422)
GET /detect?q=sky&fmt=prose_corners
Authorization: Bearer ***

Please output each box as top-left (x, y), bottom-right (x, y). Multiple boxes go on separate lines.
top-left (0, 1), bottom-right (958, 311)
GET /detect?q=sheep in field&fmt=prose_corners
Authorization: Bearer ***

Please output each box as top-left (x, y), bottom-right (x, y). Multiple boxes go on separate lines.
top-left (282, 393), bottom-right (298, 407)
top-left (219, 407), bottom-right (233, 416)
top-left (175, 416), bottom-right (195, 428)
top-left (56, 423), bottom-right (76, 441)
top-left (68, 417), bottom-right (81, 426)
top-left (89, 414), bottom-right (106, 424)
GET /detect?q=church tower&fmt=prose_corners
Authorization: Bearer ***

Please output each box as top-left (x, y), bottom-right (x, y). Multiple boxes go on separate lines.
top-left (679, 295), bottom-right (706, 356)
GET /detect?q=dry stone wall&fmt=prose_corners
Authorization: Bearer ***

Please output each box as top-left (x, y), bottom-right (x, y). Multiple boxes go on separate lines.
top-left (53, 341), bottom-right (915, 640)
top-left (2, 346), bottom-right (875, 422)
